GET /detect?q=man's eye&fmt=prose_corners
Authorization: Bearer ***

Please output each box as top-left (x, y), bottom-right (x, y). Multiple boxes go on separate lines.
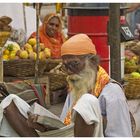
top-left (72, 61), bottom-right (80, 66)
top-left (74, 61), bottom-right (79, 64)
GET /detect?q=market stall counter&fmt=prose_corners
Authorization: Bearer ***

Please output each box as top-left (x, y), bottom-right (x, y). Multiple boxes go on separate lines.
top-left (3, 58), bottom-right (68, 106)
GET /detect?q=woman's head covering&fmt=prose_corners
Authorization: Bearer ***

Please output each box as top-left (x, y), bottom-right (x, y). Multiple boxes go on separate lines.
top-left (30, 13), bottom-right (65, 59)
top-left (42, 13), bottom-right (62, 37)
top-left (61, 34), bottom-right (97, 56)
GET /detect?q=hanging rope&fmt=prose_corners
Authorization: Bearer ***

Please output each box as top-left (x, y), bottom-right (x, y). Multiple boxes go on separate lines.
top-left (34, 3), bottom-right (40, 84)
top-left (22, 4), bottom-right (27, 40)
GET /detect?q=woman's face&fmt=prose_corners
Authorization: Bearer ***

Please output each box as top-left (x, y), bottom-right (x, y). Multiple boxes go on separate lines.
top-left (46, 16), bottom-right (60, 37)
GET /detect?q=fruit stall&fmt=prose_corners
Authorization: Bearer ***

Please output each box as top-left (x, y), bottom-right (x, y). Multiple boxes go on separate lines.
top-left (0, 13), bottom-right (67, 107)
top-left (122, 40), bottom-right (140, 136)
top-left (2, 38), bottom-right (67, 106)
top-left (123, 40), bottom-right (140, 98)
top-left (0, 3), bottom-right (140, 137)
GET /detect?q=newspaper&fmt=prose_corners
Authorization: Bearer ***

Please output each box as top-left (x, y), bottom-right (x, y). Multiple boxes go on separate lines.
top-left (30, 103), bottom-right (65, 129)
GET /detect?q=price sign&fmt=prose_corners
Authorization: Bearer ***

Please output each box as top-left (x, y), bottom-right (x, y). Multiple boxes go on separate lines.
top-left (120, 22), bottom-right (134, 41)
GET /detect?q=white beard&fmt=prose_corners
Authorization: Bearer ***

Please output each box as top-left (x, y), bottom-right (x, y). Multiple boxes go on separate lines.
top-left (67, 60), bottom-right (97, 102)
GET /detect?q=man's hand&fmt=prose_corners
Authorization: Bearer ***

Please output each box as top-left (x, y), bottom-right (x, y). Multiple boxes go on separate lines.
top-left (27, 112), bottom-right (59, 132)
top-left (27, 112), bottom-right (46, 132)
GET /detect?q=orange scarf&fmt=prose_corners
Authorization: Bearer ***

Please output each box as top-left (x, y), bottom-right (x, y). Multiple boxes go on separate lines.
top-left (94, 66), bottom-right (110, 97)
top-left (64, 66), bottom-right (110, 125)
top-left (30, 13), bottom-right (65, 59)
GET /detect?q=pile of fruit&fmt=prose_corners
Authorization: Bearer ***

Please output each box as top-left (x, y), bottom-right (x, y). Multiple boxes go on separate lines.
top-left (2, 38), bottom-right (51, 61)
top-left (124, 49), bottom-right (140, 74)
top-left (130, 71), bottom-right (140, 78)
top-left (125, 49), bottom-right (139, 68)
top-left (3, 41), bottom-right (20, 61)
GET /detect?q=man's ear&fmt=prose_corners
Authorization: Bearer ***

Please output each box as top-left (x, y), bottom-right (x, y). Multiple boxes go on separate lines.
top-left (89, 55), bottom-right (100, 66)
top-left (94, 55), bottom-right (100, 65)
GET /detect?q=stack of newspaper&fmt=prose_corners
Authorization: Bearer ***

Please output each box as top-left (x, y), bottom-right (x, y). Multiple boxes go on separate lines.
top-left (30, 103), bottom-right (74, 137)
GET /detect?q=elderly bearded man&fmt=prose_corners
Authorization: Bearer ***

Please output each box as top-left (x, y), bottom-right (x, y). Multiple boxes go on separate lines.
top-left (0, 34), bottom-right (132, 137)
top-left (60, 34), bottom-right (132, 137)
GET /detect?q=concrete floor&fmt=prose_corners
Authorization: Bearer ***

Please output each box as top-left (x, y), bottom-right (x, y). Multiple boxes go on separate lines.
top-left (48, 102), bottom-right (64, 117)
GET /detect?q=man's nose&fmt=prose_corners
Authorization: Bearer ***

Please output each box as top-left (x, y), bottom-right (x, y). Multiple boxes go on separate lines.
top-left (67, 70), bottom-right (75, 75)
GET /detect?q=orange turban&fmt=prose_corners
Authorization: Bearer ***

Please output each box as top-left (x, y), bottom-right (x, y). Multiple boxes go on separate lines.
top-left (61, 34), bottom-right (97, 56)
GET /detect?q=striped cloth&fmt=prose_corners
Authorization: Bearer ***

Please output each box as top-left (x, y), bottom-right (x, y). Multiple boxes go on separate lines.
top-left (29, 84), bottom-right (47, 108)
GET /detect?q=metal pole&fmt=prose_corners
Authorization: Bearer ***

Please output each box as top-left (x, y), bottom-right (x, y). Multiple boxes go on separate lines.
top-left (34, 3), bottom-right (40, 84)
top-left (109, 3), bottom-right (121, 83)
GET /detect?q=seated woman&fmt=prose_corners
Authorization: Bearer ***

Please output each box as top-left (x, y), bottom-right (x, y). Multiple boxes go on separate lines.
top-left (30, 13), bottom-right (65, 59)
